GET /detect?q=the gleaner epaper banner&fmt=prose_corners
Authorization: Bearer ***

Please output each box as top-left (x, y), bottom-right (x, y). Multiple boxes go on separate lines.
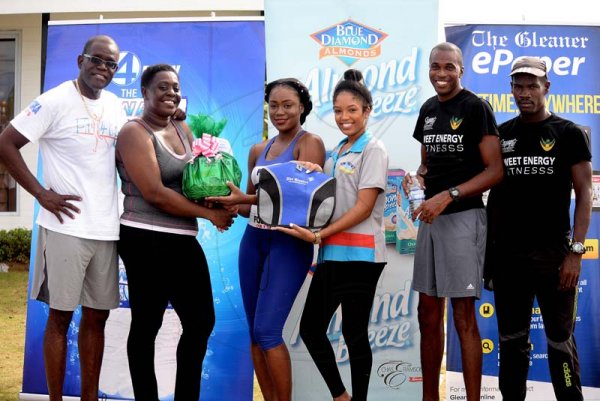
top-left (446, 24), bottom-right (600, 401)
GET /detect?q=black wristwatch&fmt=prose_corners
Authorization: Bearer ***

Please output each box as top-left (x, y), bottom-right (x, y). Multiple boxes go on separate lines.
top-left (448, 187), bottom-right (461, 202)
top-left (570, 241), bottom-right (586, 255)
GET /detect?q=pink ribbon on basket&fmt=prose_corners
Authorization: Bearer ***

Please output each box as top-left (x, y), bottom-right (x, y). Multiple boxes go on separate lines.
top-left (192, 133), bottom-right (221, 161)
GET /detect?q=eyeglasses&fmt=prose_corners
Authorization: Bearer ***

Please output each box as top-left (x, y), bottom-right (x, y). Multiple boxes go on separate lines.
top-left (82, 54), bottom-right (119, 71)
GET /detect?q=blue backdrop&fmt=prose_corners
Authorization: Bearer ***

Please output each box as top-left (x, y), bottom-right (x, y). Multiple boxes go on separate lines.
top-left (445, 24), bottom-right (600, 400)
top-left (22, 20), bottom-right (265, 401)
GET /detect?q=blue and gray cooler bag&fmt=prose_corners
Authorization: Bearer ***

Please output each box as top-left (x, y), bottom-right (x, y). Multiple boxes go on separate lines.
top-left (257, 161), bottom-right (336, 229)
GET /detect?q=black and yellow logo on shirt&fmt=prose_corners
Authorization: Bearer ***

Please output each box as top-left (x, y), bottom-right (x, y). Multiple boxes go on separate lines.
top-left (450, 116), bottom-right (463, 130)
top-left (540, 137), bottom-right (556, 152)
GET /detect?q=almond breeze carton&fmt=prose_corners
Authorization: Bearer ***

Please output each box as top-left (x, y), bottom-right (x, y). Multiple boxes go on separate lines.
top-left (384, 169), bottom-right (404, 244)
top-left (396, 173), bottom-right (420, 254)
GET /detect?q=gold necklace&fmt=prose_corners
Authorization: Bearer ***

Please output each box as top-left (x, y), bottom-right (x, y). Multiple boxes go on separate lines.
top-left (74, 80), bottom-right (106, 152)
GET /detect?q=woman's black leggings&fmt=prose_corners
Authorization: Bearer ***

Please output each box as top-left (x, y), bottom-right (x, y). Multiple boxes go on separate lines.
top-left (118, 225), bottom-right (215, 401)
top-left (299, 261), bottom-right (385, 401)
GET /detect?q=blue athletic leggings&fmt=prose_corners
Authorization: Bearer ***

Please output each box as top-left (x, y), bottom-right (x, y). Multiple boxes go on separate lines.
top-left (239, 225), bottom-right (313, 350)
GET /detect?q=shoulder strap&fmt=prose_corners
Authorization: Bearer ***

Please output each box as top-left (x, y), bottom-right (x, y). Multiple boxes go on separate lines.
top-left (130, 118), bottom-right (154, 136)
top-left (258, 136), bottom-right (278, 161)
top-left (170, 120), bottom-right (193, 155)
top-left (129, 118), bottom-right (158, 149)
top-left (290, 130), bottom-right (306, 147)
top-left (130, 118), bottom-right (192, 156)
top-left (284, 130), bottom-right (306, 159)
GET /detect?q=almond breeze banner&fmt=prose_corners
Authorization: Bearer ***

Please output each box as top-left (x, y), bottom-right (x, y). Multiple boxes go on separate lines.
top-left (21, 20), bottom-right (265, 401)
top-left (446, 24), bottom-right (600, 401)
top-left (265, 1), bottom-right (438, 400)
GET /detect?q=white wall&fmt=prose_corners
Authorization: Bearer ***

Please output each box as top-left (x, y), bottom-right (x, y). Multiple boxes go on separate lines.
top-left (0, 0), bottom-right (263, 14)
top-left (5, 0), bottom-right (594, 23)
top-left (0, 14), bottom-right (41, 231)
top-left (440, 0), bottom-right (599, 26)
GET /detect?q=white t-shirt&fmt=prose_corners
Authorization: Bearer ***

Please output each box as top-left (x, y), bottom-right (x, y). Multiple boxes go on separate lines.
top-left (11, 80), bottom-right (126, 240)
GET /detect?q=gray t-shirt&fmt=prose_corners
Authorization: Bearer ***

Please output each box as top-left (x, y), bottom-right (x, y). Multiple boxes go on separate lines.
top-left (319, 132), bottom-right (388, 263)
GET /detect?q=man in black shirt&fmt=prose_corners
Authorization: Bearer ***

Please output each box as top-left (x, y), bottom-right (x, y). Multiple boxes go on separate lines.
top-left (408, 42), bottom-right (504, 401)
top-left (486, 56), bottom-right (592, 401)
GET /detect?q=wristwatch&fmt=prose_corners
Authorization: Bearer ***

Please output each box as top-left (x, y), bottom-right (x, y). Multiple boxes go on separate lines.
top-left (448, 187), bottom-right (461, 202)
top-left (570, 241), bottom-right (586, 255)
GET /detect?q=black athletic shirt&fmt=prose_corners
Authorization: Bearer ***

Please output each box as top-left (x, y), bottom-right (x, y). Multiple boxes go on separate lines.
top-left (488, 114), bottom-right (591, 248)
top-left (413, 89), bottom-right (499, 214)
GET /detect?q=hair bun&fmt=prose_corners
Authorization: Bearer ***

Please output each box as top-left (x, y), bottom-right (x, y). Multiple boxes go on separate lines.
top-left (343, 69), bottom-right (364, 83)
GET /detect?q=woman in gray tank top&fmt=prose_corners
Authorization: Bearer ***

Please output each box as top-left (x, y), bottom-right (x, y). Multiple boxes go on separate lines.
top-left (115, 64), bottom-right (236, 401)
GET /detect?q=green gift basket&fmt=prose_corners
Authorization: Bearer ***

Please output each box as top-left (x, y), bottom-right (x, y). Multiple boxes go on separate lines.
top-left (182, 114), bottom-right (242, 200)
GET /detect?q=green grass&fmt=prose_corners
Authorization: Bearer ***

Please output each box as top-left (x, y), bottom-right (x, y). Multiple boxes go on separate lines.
top-left (0, 268), bottom-right (28, 401)
top-left (0, 266), bottom-right (266, 401)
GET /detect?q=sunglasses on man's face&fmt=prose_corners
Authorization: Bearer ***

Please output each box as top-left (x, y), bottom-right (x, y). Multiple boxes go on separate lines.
top-left (82, 54), bottom-right (119, 71)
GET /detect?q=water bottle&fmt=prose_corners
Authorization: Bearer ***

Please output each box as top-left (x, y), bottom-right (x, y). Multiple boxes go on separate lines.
top-left (408, 171), bottom-right (425, 217)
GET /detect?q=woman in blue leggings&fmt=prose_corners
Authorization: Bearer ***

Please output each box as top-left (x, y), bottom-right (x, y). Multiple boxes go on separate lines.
top-left (208, 78), bottom-right (325, 401)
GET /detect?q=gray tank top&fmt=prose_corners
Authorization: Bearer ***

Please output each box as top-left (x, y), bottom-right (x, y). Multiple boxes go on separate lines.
top-left (117, 118), bottom-right (198, 235)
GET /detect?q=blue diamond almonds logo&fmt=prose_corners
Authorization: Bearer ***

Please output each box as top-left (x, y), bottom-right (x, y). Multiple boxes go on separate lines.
top-left (310, 19), bottom-right (389, 66)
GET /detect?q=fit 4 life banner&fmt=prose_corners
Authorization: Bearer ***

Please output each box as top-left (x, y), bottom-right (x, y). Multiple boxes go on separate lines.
top-left (445, 25), bottom-right (600, 401)
top-left (21, 20), bottom-right (265, 401)
top-left (265, 1), bottom-right (438, 400)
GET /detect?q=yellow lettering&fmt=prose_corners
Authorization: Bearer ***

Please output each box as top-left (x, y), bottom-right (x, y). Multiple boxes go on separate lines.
top-left (547, 95), bottom-right (600, 114)
top-left (476, 93), bottom-right (518, 113)
top-left (479, 94), bottom-right (600, 114)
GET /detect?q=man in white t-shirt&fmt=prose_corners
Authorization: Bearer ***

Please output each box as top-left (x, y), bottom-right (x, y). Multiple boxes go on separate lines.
top-left (0, 35), bottom-right (124, 401)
